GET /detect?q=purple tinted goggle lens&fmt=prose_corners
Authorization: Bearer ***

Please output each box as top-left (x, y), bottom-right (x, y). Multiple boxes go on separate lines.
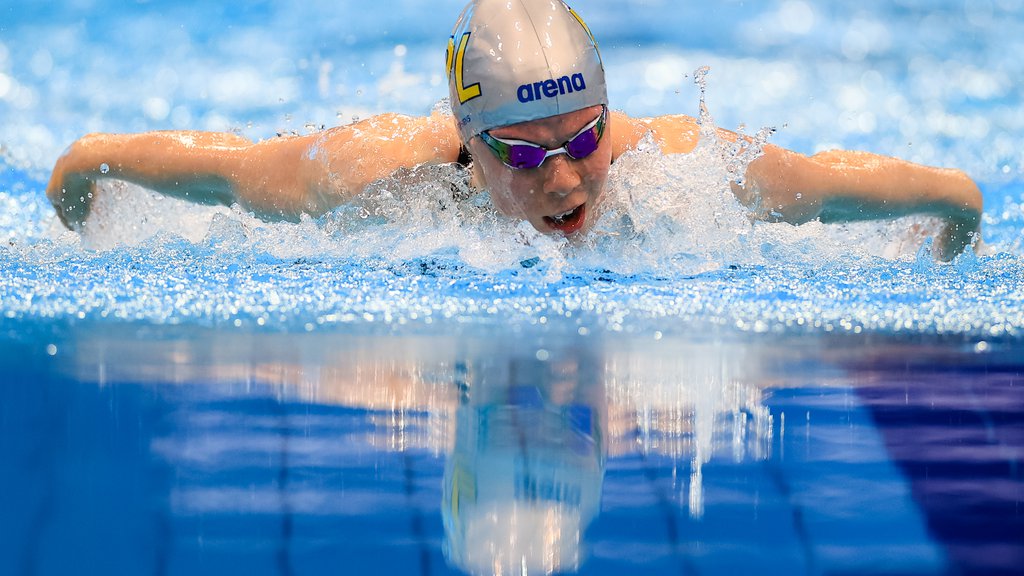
top-left (480, 106), bottom-right (607, 170)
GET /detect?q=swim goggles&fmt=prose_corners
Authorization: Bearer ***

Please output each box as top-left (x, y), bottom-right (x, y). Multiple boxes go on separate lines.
top-left (479, 105), bottom-right (607, 170)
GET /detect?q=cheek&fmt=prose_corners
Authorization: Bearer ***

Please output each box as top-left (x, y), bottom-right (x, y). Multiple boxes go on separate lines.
top-left (582, 148), bottom-right (612, 195)
top-left (490, 188), bottom-right (518, 216)
top-left (472, 145), bottom-right (540, 217)
top-left (492, 176), bottom-right (542, 217)
top-left (478, 163), bottom-right (519, 215)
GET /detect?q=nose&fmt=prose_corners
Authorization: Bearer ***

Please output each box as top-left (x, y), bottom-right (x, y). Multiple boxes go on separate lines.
top-left (542, 155), bottom-right (581, 197)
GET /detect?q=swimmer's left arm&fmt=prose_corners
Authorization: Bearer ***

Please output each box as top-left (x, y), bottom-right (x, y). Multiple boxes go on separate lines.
top-left (613, 113), bottom-right (982, 260)
top-left (741, 146), bottom-right (983, 260)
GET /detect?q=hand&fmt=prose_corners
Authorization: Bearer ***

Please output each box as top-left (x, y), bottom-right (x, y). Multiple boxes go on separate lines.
top-left (45, 143), bottom-right (97, 230)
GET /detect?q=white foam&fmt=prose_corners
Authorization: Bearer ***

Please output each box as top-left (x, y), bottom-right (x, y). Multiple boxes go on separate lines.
top-left (1, 2), bottom-right (1022, 336)
top-left (52, 88), bottom-right (947, 277)
top-left (77, 179), bottom-right (232, 250)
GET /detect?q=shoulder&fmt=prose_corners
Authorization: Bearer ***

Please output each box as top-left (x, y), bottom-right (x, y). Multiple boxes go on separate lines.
top-left (609, 111), bottom-right (701, 159)
top-left (310, 111), bottom-right (461, 166)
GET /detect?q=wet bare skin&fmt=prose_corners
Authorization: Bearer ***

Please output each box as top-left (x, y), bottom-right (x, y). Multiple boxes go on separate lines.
top-left (467, 105), bottom-right (612, 236)
top-left (47, 107), bottom-right (982, 259)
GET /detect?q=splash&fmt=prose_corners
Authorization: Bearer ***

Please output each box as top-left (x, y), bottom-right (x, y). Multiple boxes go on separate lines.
top-left (41, 72), bottom-right (946, 281)
top-left (1, 75), bottom-right (1021, 337)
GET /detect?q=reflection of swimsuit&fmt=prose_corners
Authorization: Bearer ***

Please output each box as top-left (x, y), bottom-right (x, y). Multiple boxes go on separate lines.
top-left (456, 145), bottom-right (473, 167)
top-left (450, 146), bottom-right (475, 202)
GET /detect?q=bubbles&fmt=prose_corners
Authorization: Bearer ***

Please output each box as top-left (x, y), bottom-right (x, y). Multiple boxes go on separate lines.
top-left (644, 55), bottom-right (689, 92)
top-left (3, 74), bottom-right (1015, 340)
top-left (142, 97), bottom-right (170, 122)
top-left (779, 1), bottom-right (816, 35)
top-left (0, 73), bottom-right (11, 100)
top-left (170, 105), bottom-right (192, 128)
top-left (29, 50), bottom-right (54, 78)
top-left (80, 179), bottom-right (232, 250)
top-left (207, 67), bottom-right (299, 108)
top-left (99, 163), bottom-right (109, 174)
top-left (0, 0), bottom-right (1021, 340)
top-left (841, 18), bottom-right (892, 62)
top-left (965, 0), bottom-right (996, 27)
top-left (957, 66), bottom-right (1009, 101)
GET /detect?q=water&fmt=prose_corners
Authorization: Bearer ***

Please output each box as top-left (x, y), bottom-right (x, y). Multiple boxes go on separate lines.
top-left (1, 1), bottom-right (1023, 574)
top-left (2, 328), bottom-right (1021, 574)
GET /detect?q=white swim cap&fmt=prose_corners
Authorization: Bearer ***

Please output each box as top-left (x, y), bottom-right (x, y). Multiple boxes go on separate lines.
top-left (446, 0), bottom-right (608, 142)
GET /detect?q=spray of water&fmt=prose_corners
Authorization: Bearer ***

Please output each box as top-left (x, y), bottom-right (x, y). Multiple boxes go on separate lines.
top-left (47, 69), bottom-right (947, 282)
top-left (3, 69), bottom-right (1013, 335)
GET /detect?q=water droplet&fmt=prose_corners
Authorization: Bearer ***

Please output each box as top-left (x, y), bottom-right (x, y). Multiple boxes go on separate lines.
top-left (100, 163), bottom-right (109, 174)
top-left (46, 344), bottom-right (57, 356)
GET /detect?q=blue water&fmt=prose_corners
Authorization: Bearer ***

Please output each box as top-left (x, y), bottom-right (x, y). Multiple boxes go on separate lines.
top-left (1, 1), bottom-right (1023, 574)
top-left (1, 0), bottom-right (1023, 336)
top-left (2, 329), bottom-right (1021, 574)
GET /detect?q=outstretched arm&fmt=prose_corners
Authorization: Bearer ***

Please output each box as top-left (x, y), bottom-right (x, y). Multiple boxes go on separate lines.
top-left (612, 112), bottom-right (982, 259)
top-left (46, 112), bottom-right (461, 228)
top-left (741, 147), bottom-right (981, 260)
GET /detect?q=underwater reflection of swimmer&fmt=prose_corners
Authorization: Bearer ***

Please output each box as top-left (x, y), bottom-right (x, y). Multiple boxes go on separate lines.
top-left (21, 330), bottom-right (1009, 572)
top-left (442, 352), bottom-right (606, 576)
top-left (50, 329), bottom-right (785, 573)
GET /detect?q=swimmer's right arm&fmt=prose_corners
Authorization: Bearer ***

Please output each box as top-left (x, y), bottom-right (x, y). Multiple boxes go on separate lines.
top-left (46, 111), bottom-right (462, 228)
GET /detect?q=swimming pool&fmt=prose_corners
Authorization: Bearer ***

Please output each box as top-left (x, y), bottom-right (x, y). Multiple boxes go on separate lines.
top-left (1, 1), bottom-right (1022, 574)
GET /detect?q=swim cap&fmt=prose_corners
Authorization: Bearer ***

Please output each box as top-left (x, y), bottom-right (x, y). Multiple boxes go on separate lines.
top-left (445, 0), bottom-right (608, 142)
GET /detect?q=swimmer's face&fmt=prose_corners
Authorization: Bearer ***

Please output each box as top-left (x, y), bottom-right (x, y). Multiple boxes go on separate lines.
top-left (468, 105), bottom-right (611, 236)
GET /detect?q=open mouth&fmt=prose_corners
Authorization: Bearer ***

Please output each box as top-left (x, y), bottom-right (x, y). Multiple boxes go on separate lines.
top-left (543, 203), bottom-right (586, 234)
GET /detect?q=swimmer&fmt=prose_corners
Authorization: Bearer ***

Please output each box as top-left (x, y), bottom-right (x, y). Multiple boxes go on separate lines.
top-left (46, 0), bottom-right (982, 260)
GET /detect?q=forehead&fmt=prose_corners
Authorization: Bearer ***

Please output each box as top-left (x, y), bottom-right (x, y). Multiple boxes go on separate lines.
top-left (487, 105), bottom-right (603, 144)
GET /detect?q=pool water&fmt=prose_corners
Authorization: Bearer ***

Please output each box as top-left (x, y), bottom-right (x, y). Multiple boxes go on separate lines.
top-left (1, 0), bottom-right (1023, 574)
top-left (2, 328), bottom-right (1021, 575)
